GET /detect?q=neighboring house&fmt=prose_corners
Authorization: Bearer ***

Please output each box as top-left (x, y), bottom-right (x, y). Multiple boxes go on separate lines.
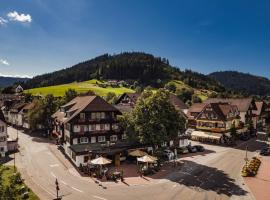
top-left (252, 101), bottom-right (268, 129)
top-left (52, 95), bottom-right (125, 167)
top-left (204, 98), bottom-right (257, 125)
top-left (0, 110), bottom-right (7, 157)
top-left (8, 103), bottom-right (27, 127)
top-left (190, 102), bottom-right (240, 143)
top-left (187, 103), bottom-right (207, 128)
top-left (115, 92), bottom-right (189, 115)
top-left (20, 102), bottom-right (36, 129)
top-left (14, 85), bottom-right (24, 94)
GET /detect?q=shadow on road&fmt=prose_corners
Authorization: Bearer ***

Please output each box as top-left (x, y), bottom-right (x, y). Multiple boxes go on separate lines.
top-left (234, 139), bottom-right (268, 152)
top-left (170, 160), bottom-right (248, 197)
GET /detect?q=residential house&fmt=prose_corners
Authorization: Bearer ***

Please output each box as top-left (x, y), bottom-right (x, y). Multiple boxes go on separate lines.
top-left (20, 102), bottom-right (36, 129)
top-left (0, 110), bottom-right (7, 157)
top-left (204, 98), bottom-right (257, 126)
top-left (191, 103), bottom-right (240, 143)
top-left (52, 96), bottom-right (125, 167)
top-left (8, 102), bottom-right (27, 127)
top-left (252, 101), bottom-right (269, 129)
top-left (14, 85), bottom-right (24, 94)
top-left (187, 103), bottom-right (207, 128)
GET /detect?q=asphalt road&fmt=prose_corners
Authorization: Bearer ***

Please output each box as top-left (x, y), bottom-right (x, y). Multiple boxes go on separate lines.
top-left (8, 126), bottom-right (265, 200)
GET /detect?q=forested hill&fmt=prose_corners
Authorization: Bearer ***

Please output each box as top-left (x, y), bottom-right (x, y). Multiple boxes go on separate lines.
top-left (209, 71), bottom-right (270, 95)
top-left (22, 52), bottom-right (224, 92)
top-left (0, 76), bottom-right (29, 87)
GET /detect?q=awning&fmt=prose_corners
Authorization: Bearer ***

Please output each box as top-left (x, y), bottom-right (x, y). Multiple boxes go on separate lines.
top-left (191, 131), bottom-right (222, 140)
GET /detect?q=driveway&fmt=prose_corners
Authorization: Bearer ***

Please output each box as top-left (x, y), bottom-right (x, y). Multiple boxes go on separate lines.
top-left (7, 126), bottom-right (265, 200)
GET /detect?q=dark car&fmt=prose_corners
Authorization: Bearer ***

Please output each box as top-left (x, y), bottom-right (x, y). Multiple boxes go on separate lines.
top-left (194, 145), bottom-right (205, 152)
top-left (260, 147), bottom-right (270, 156)
top-left (177, 147), bottom-right (189, 154)
top-left (240, 134), bottom-right (250, 141)
top-left (187, 145), bottom-right (197, 153)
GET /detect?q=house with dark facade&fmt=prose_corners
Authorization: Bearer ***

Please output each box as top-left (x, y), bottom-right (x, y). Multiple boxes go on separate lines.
top-left (0, 110), bottom-right (7, 157)
top-left (52, 96), bottom-right (126, 167)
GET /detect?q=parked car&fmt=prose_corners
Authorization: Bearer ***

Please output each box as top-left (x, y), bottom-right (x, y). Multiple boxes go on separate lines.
top-left (194, 145), bottom-right (205, 152)
top-left (260, 147), bottom-right (270, 156)
top-left (240, 134), bottom-right (250, 141)
top-left (177, 146), bottom-right (189, 154)
top-left (187, 145), bottom-right (197, 153)
top-left (163, 149), bottom-right (175, 160)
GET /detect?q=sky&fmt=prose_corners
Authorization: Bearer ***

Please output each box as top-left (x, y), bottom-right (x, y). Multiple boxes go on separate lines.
top-left (1, 0), bottom-right (270, 78)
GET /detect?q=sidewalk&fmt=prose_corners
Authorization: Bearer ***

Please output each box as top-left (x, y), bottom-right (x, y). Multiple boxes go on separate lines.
top-left (245, 156), bottom-right (270, 200)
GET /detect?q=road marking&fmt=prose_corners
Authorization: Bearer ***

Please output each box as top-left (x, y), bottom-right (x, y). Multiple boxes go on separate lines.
top-left (92, 195), bottom-right (107, 200)
top-left (50, 172), bottom-right (56, 178)
top-left (61, 180), bottom-right (67, 185)
top-left (49, 164), bottom-right (59, 168)
top-left (71, 186), bottom-right (83, 193)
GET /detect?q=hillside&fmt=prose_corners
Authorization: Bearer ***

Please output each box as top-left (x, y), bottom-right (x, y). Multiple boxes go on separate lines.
top-left (0, 76), bottom-right (29, 87)
top-left (24, 79), bottom-right (134, 97)
top-left (209, 71), bottom-right (270, 96)
top-left (22, 52), bottom-right (224, 93)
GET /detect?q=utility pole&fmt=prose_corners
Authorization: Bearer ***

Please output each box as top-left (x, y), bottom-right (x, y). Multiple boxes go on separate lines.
top-left (55, 178), bottom-right (60, 199)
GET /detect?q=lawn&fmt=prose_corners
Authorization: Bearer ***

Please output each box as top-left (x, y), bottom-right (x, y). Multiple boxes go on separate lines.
top-left (0, 165), bottom-right (39, 200)
top-left (24, 79), bottom-right (135, 97)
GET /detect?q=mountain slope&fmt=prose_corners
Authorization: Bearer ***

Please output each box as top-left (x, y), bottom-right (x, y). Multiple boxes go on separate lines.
top-left (209, 71), bottom-right (270, 95)
top-left (0, 76), bottom-right (29, 87)
top-left (23, 52), bottom-right (224, 93)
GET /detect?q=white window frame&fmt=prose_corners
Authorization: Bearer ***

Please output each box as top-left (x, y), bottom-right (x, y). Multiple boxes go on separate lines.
top-left (80, 137), bottom-right (88, 144)
top-left (98, 136), bottom-right (106, 143)
top-left (110, 135), bottom-right (118, 142)
top-left (89, 124), bottom-right (96, 131)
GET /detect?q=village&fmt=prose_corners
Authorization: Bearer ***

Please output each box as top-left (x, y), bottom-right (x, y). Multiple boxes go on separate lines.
top-left (0, 84), bottom-right (270, 200)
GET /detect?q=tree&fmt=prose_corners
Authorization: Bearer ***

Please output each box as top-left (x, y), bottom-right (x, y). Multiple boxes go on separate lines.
top-left (125, 89), bottom-right (186, 149)
top-left (105, 92), bottom-right (117, 104)
top-left (192, 94), bottom-right (202, 103)
top-left (164, 82), bottom-right (176, 93)
top-left (230, 123), bottom-right (237, 141)
top-left (176, 88), bottom-right (194, 103)
top-left (64, 89), bottom-right (78, 103)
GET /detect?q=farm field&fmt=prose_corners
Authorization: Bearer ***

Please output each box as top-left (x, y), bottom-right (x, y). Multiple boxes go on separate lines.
top-left (24, 79), bottom-right (135, 97)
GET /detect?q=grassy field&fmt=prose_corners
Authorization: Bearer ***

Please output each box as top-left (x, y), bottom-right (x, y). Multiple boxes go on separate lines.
top-left (25, 79), bottom-right (135, 97)
top-left (170, 80), bottom-right (213, 101)
top-left (0, 165), bottom-right (39, 200)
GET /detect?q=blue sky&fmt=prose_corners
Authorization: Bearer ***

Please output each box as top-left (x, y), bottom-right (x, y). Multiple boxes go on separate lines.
top-left (1, 0), bottom-right (270, 78)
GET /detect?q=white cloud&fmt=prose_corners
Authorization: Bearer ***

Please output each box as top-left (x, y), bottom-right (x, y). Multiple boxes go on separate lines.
top-left (0, 17), bottom-right (7, 26)
top-left (7, 11), bottom-right (32, 23)
top-left (0, 73), bottom-right (32, 78)
top-left (0, 59), bottom-right (10, 66)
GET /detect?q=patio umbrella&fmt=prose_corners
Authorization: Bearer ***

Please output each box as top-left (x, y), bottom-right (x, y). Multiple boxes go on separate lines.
top-left (90, 156), bottom-right (112, 165)
top-left (129, 149), bottom-right (148, 157)
top-left (137, 155), bottom-right (158, 163)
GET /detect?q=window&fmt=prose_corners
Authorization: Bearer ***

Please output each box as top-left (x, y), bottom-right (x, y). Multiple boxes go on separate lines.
top-left (80, 126), bottom-right (84, 133)
top-left (91, 137), bottom-right (96, 143)
top-left (96, 112), bottom-right (101, 119)
top-left (80, 113), bottom-right (85, 120)
top-left (112, 124), bottom-right (118, 130)
top-left (0, 126), bottom-right (4, 132)
top-left (98, 136), bottom-right (106, 143)
top-left (91, 112), bottom-right (96, 120)
top-left (100, 124), bottom-right (105, 130)
top-left (122, 133), bottom-right (127, 140)
top-left (80, 137), bottom-right (88, 144)
top-left (110, 135), bottom-right (118, 142)
top-left (89, 124), bottom-right (96, 131)
top-left (0, 136), bottom-right (6, 142)
top-left (101, 112), bottom-right (105, 119)
top-left (105, 124), bottom-right (110, 130)
top-left (96, 124), bottom-right (100, 131)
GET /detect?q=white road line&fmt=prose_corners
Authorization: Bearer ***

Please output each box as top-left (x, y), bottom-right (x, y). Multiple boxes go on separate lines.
top-left (92, 195), bottom-right (107, 200)
top-left (50, 172), bottom-right (56, 178)
top-left (71, 186), bottom-right (83, 193)
top-left (49, 164), bottom-right (59, 168)
top-left (61, 180), bottom-right (67, 185)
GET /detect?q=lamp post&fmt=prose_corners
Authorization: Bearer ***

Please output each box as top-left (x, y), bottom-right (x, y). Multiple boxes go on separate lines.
top-left (55, 178), bottom-right (60, 200)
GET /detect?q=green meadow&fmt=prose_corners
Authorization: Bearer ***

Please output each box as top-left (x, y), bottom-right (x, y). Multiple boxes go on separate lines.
top-left (24, 79), bottom-right (135, 97)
